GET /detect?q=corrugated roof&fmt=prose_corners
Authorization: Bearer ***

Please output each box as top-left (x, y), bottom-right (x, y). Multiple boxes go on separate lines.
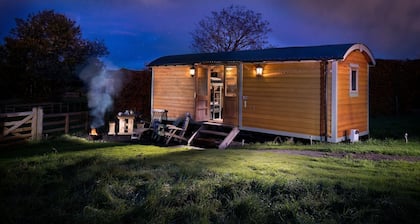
top-left (148, 43), bottom-right (369, 66)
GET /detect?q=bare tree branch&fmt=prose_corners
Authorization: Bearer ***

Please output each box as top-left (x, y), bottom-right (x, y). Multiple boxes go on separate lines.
top-left (191, 5), bottom-right (272, 53)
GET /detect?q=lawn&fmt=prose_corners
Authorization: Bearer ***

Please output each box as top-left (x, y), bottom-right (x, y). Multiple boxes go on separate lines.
top-left (1, 135), bottom-right (419, 223)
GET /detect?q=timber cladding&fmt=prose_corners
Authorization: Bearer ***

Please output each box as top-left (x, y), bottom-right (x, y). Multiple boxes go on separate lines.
top-left (337, 50), bottom-right (369, 138)
top-left (242, 62), bottom-right (322, 136)
top-left (148, 44), bottom-right (375, 142)
top-left (152, 66), bottom-right (195, 120)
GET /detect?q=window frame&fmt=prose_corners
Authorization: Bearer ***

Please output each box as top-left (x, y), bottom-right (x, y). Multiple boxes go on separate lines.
top-left (349, 64), bottom-right (359, 97)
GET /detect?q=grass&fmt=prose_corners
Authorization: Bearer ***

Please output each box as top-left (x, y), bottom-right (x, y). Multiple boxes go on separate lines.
top-left (246, 114), bottom-right (420, 156)
top-left (249, 138), bottom-right (420, 156)
top-left (1, 135), bottom-right (419, 223)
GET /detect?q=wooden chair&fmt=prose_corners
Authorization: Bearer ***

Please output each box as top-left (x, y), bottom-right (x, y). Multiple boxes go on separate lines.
top-left (164, 114), bottom-right (190, 145)
top-left (131, 122), bottom-right (151, 141)
top-left (131, 109), bottom-right (168, 141)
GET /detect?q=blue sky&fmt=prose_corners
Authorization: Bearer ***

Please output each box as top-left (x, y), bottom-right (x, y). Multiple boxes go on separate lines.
top-left (1, 0), bottom-right (419, 70)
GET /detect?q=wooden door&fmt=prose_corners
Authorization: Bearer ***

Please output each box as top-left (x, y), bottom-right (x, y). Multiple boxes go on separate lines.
top-left (223, 66), bottom-right (239, 126)
top-left (194, 66), bottom-right (210, 121)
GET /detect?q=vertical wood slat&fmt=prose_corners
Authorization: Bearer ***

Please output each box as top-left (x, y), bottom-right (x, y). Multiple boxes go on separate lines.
top-left (31, 107), bottom-right (37, 141)
top-left (65, 114), bottom-right (69, 134)
top-left (31, 107), bottom-right (44, 141)
top-left (320, 61), bottom-right (328, 142)
top-left (37, 107), bottom-right (43, 140)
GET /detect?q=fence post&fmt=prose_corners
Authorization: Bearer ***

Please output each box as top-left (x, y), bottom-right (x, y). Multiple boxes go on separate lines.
top-left (31, 107), bottom-right (43, 141)
top-left (31, 107), bottom-right (37, 140)
top-left (36, 107), bottom-right (43, 140)
top-left (65, 114), bottom-right (69, 134)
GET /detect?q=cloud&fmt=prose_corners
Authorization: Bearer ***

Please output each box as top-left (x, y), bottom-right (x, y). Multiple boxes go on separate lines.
top-left (2, 0), bottom-right (418, 69)
top-left (279, 0), bottom-right (420, 58)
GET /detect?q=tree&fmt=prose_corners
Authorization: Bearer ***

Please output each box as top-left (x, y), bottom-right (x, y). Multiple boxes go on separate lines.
top-left (0, 10), bottom-right (108, 100)
top-left (191, 5), bottom-right (271, 53)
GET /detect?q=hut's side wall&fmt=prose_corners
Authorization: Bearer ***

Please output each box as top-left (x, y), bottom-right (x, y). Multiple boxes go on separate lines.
top-left (152, 66), bottom-right (195, 119)
top-left (242, 62), bottom-right (323, 137)
top-left (337, 51), bottom-right (369, 138)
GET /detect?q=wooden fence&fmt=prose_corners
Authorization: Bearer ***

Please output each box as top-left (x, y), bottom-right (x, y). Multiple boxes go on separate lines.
top-left (0, 107), bottom-right (88, 147)
top-left (1, 102), bottom-right (87, 114)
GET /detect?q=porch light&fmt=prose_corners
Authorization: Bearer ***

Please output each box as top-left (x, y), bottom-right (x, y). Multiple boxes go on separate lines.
top-left (256, 65), bottom-right (263, 76)
top-left (189, 66), bottom-right (196, 77)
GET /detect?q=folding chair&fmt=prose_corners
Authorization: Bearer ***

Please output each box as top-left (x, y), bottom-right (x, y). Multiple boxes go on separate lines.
top-left (164, 113), bottom-right (190, 145)
top-left (131, 109), bottom-right (168, 141)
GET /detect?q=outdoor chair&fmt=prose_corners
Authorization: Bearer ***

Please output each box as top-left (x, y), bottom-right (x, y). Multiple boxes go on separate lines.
top-left (164, 113), bottom-right (190, 145)
top-left (131, 109), bottom-right (168, 141)
top-left (131, 122), bottom-right (151, 141)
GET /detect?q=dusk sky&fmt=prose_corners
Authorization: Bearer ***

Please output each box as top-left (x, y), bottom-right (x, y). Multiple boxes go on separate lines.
top-left (1, 0), bottom-right (419, 70)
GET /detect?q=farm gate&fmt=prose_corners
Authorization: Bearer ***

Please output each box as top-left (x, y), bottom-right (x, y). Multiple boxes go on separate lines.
top-left (0, 107), bottom-right (88, 147)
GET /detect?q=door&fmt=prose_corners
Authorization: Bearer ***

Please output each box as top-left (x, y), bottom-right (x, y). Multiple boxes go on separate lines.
top-left (194, 66), bottom-right (210, 121)
top-left (223, 66), bottom-right (239, 126)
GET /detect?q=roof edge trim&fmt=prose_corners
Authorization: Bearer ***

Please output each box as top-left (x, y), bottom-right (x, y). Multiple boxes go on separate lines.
top-left (343, 44), bottom-right (376, 65)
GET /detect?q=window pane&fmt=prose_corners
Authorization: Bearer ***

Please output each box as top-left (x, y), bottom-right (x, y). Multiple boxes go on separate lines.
top-left (225, 66), bottom-right (237, 97)
top-left (198, 68), bottom-right (208, 95)
top-left (351, 70), bottom-right (357, 91)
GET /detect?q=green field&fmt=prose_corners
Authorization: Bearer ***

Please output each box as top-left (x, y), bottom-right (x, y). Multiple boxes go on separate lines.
top-left (1, 135), bottom-right (419, 224)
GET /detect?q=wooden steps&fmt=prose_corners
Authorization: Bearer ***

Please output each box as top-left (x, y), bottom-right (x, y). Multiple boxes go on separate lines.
top-left (199, 129), bottom-right (229, 137)
top-left (218, 127), bottom-right (240, 149)
top-left (188, 122), bottom-right (240, 149)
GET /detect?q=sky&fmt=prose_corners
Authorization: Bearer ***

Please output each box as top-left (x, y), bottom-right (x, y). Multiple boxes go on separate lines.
top-left (1, 0), bottom-right (420, 70)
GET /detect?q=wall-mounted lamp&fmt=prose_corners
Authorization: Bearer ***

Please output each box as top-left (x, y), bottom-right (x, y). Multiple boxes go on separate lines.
top-left (189, 65), bottom-right (195, 77)
top-left (256, 65), bottom-right (263, 77)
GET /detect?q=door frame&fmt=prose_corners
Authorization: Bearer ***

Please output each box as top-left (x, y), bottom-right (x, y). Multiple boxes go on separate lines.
top-left (194, 65), bottom-right (210, 121)
top-left (193, 63), bottom-right (241, 126)
top-left (222, 64), bottom-right (240, 126)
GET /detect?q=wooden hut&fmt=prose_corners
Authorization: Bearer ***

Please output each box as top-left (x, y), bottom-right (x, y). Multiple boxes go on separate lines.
top-left (148, 43), bottom-right (375, 146)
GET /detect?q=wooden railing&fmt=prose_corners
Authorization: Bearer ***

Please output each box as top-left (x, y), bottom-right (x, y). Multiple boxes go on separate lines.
top-left (0, 107), bottom-right (88, 147)
top-left (43, 111), bottom-right (89, 136)
top-left (2, 102), bottom-right (87, 114)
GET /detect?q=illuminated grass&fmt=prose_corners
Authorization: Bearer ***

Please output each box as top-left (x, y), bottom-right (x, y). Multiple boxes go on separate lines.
top-left (249, 138), bottom-right (420, 156)
top-left (1, 137), bottom-right (419, 223)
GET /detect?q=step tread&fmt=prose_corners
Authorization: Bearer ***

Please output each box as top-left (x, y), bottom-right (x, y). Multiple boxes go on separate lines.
top-left (199, 129), bottom-right (229, 137)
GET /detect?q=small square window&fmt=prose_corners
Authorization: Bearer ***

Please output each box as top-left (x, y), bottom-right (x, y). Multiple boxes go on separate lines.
top-left (349, 65), bottom-right (359, 97)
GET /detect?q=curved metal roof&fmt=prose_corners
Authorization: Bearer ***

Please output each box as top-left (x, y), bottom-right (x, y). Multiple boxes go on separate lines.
top-left (148, 43), bottom-right (375, 66)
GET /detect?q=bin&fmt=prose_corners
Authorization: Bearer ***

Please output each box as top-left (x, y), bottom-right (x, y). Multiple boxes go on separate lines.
top-left (349, 129), bottom-right (359, 142)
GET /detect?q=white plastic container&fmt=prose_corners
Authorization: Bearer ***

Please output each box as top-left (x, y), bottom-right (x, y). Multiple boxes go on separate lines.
top-left (349, 129), bottom-right (359, 142)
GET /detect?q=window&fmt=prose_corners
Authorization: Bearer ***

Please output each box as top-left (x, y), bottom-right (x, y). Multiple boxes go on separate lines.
top-left (351, 70), bottom-right (357, 91)
top-left (349, 64), bottom-right (359, 97)
top-left (225, 66), bottom-right (237, 97)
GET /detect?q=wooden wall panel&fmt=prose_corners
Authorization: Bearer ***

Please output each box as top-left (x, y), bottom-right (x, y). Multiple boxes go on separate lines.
top-left (152, 66), bottom-right (195, 119)
top-left (337, 51), bottom-right (369, 138)
top-left (242, 62), bottom-right (322, 136)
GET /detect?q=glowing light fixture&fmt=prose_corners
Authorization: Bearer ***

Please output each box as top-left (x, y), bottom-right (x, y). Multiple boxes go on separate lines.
top-left (256, 65), bottom-right (263, 76)
top-left (189, 65), bottom-right (195, 77)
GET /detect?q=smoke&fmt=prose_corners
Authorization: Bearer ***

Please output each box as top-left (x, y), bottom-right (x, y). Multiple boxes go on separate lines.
top-left (78, 59), bottom-right (123, 128)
